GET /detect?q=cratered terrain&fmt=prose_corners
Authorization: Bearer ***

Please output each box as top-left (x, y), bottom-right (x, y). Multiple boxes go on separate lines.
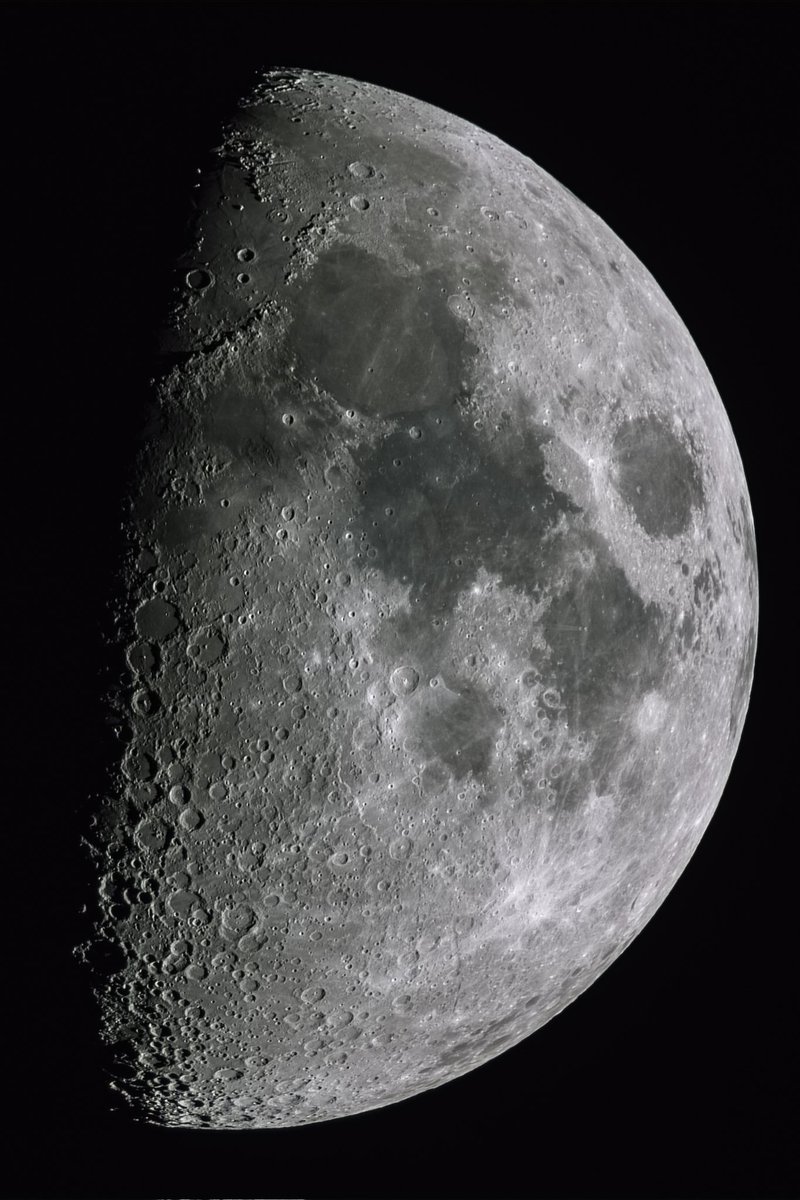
top-left (79, 67), bottom-right (758, 1128)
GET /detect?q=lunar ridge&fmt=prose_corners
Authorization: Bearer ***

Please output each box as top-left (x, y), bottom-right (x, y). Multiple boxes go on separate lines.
top-left (80, 68), bottom-right (758, 1128)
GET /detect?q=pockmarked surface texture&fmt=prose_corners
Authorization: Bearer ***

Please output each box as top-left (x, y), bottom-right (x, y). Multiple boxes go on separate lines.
top-left (84, 68), bottom-right (758, 1127)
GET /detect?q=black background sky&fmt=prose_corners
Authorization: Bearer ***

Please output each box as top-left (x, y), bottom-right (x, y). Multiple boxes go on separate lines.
top-left (4, 3), bottom-right (796, 1199)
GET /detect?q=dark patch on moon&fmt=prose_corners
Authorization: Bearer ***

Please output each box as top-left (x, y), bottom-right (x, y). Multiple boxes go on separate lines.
top-left (408, 680), bottom-right (500, 781)
top-left (290, 244), bottom-right (479, 416)
top-left (352, 415), bottom-right (580, 615)
top-left (693, 554), bottom-right (723, 610)
top-left (389, 137), bottom-right (467, 192)
top-left (134, 597), bottom-right (180, 641)
top-left (540, 529), bottom-right (668, 760)
top-left (612, 414), bottom-right (704, 537)
top-left (202, 379), bottom-right (279, 471)
top-left (739, 492), bottom-right (758, 598)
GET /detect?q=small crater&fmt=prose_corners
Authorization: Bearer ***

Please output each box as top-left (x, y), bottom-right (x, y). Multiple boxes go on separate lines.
top-left (447, 293), bottom-right (476, 320)
top-left (221, 904), bottom-right (256, 934)
top-left (135, 817), bottom-right (169, 852)
top-left (301, 985), bottom-right (326, 1004)
top-left (390, 666), bottom-right (420, 696)
top-left (122, 746), bottom-right (154, 782)
top-left (214, 1067), bottom-right (243, 1082)
top-left (135, 597), bottom-right (179, 641)
top-left (126, 641), bottom-right (157, 675)
top-left (132, 688), bottom-right (158, 716)
top-left (420, 761), bottom-right (450, 795)
top-left (634, 690), bottom-right (668, 735)
top-left (185, 268), bottom-right (213, 290)
top-left (389, 837), bottom-right (413, 861)
top-left (187, 626), bottom-right (226, 667)
top-left (179, 807), bottom-right (204, 831)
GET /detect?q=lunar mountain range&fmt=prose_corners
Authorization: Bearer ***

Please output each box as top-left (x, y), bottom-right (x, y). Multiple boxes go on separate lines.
top-left (79, 67), bottom-right (758, 1128)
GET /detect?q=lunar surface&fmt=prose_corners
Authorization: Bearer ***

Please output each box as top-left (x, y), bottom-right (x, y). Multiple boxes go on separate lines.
top-left (80, 68), bottom-right (758, 1128)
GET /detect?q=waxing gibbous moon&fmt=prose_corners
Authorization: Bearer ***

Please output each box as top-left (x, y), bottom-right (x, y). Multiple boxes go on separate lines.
top-left (82, 67), bottom-right (758, 1128)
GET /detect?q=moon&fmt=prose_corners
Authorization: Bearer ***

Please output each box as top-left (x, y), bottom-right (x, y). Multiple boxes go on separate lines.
top-left (81, 67), bottom-right (758, 1128)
